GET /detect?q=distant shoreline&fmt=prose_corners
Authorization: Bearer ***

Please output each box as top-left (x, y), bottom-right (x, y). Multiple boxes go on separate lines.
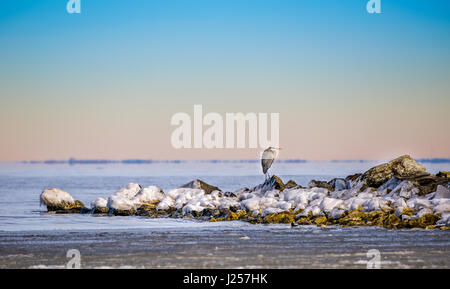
top-left (4, 158), bottom-right (450, 165)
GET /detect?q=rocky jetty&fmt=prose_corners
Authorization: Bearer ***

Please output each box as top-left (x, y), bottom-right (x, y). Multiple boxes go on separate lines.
top-left (40, 155), bottom-right (450, 229)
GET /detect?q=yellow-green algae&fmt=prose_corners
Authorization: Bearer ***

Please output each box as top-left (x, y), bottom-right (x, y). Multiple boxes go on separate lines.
top-left (104, 199), bottom-right (445, 230)
top-left (48, 200), bottom-right (86, 213)
top-left (264, 212), bottom-right (295, 224)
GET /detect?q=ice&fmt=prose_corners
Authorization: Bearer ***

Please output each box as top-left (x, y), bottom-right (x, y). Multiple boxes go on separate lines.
top-left (334, 179), bottom-right (347, 191)
top-left (241, 197), bottom-right (261, 212)
top-left (40, 188), bottom-right (75, 207)
top-left (430, 185), bottom-right (450, 200)
top-left (107, 195), bottom-right (135, 211)
top-left (390, 181), bottom-right (419, 199)
top-left (112, 183), bottom-right (141, 199)
top-left (328, 208), bottom-right (345, 220)
top-left (436, 212), bottom-right (450, 226)
top-left (407, 198), bottom-right (432, 211)
top-left (319, 197), bottom-right (344, 213)
top-left (416, 208), bottom-right (433, 218)
top-left (345, 197), bottom-right (366, 211)
top-left (182, 203), bottom-right (204, 215)
top-left (378, 177), bottom-right (402, 191)
top-left (132, 186), bottom-right (164, 204)
top-left (91, 197), bottom-right (107, 209)
top-left (363, 198), bottom-right (391, 212)
top-left (156, 196), bottom-right (175, 211)
top-left (433, 200), bottom-right (450, 215)
top-left (262, 207), bottom-right (283, 216)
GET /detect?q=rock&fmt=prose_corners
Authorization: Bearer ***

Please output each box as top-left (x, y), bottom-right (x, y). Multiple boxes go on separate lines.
top-left (132, 186), bottom-right (164, 205)
top-left (417, 208), bottom-right (433, 218)
top-left (107, 195), bottom-right (136, 215)
top-left (402, 213), bottom-right (440, 229)
top-left (430, 185), bottom-right (450, 199)
top-left (105, 183), bottom-right (143, 215)
top-left (252, 175), bottom-right (285, 193)
top-left (345, 173), bottom-right (362, 182)
top-left (285, 180), bottom-right (301, 189)
top-left (389, 180), bottom-right (419, 199)
top-left (233, 187), bottom-right (250, 196)
top-left (328, 208), bottom-right (345, 220)
top-left (308, 180), bottom-right (333, 191)
top-left (40, 188), bottom-right (86, 213)
top-left (180, 179), bottom-right (220, 194)
top-left (91, 197), bottom-right (108, 214)
top-left (398, 173), bottom-right (450, 196)
top-left (437, 171), bottom-right (450, 178)
top-left (112, 183), bottom-right (142, 199)
top-left (319, 197), bottom-right (344, 213)
top-left (328, 178), bottom-right (348, 191)
top-left (362, 155), bottom-right (427, 188)
top-left (264, 212), bottom-right (295, 223)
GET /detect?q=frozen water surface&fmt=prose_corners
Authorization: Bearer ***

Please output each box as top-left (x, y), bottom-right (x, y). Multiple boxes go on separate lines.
top-left (0, 161), bottom-right (448, 268)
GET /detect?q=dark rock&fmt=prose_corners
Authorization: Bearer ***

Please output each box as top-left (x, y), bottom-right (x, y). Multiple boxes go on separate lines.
top-left (180, 179), bottom-right (220, 194)
top-left (362, 155), bottom-right (426, 188)
top-left (252, 175), bottom-right (285, 193)
top-left (345, 173), bottom-right (362, 182)
top-left (308, 180), bottom-right (333, 191)
top-left (222, 191), bottom-right (237, 197)
top-left (233, 188), bottom-right (250, 196)
top-left (398, 173), bottom-right (450, 195)
top-left (437, 171), bottom-right (450, 178)
top-left (328, 178), bottom-right (348, 191)
top-left (110, 208), bottom-right (135, 216)
top-left (93, 207), bottom-right (109, 214)
top-left (47, 200), bottom-right (86, 213)
top-left (285, 180), bottom-right (302, 189)
top-left (430, 185), bottom-right (450, 199)
top-left (40, 188), bottom-right (87, 213)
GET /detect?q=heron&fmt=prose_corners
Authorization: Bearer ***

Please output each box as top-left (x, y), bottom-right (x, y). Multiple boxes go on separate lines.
top-left (261, 147), bottom-right (282, 180)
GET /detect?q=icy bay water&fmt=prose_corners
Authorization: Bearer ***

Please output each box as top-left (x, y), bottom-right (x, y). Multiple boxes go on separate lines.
top-left (0, 161), bottom-right (449, 268)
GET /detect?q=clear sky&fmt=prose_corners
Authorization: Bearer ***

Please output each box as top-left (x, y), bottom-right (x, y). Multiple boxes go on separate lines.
top-left (0, 0), bottom-right (449, 161)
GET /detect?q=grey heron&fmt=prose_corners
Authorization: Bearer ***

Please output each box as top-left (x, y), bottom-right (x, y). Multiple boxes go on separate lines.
top-left (261, 147), bottom-right (282, 180)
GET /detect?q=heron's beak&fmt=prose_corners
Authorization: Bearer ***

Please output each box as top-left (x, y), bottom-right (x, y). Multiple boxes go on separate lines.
top-left (277, 147), bottom-right (283, 150)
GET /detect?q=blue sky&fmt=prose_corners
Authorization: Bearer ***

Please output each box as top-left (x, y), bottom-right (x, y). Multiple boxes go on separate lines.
top-left (0, 0), bottom-right (449, 161)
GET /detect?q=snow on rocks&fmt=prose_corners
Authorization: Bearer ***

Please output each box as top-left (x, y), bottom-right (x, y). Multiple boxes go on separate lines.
top-left (91, 197), bottom-right (108, 213)
top-left (320, 197), bottom-right (344, 213)
top-left (40, 188), bottom-right (85, 212)
top-left (38, 155), bottom-right (450, 230)
top-left (430, 185), bottom-right (450, 200)
top-left (132, 186), bottom-right (164, 204)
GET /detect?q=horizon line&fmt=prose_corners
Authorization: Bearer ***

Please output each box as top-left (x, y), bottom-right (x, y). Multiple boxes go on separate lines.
top-left (2, 157), bottom-right (449, 165)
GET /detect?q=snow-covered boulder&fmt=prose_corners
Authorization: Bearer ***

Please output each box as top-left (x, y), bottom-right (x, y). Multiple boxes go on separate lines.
top-left (40, 188), bottom-right (85, 212)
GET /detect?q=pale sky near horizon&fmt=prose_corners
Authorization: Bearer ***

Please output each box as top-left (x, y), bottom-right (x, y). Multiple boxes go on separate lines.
top-left (0, 0), bottom-right (449, 161)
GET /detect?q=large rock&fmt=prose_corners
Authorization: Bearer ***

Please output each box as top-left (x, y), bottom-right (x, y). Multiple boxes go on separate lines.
top-left (399, 173), bottom-right (450, 196)
top-left (362, 155), bottom-right (427, 188)
top-left (40, 188), bottom-right (86, 213)
top-left (252, 175), bottom-right (285, 193)
top-left (180, 179), bottom-right (220, 194)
